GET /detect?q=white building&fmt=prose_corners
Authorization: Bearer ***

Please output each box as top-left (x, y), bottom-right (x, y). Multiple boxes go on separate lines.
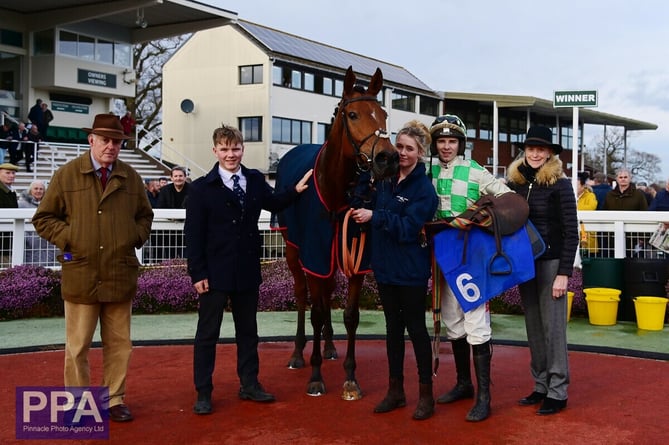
top-left (162, 20), bottom-right (441, 174)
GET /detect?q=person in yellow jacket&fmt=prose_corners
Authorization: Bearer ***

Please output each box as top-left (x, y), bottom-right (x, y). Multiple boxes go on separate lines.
top-left (576, 172), bottom-right (598, 254)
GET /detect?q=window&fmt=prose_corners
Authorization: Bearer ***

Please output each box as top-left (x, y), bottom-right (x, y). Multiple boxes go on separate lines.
top-left (304, 72), bottom-right (314, 92)
top-left (322, 77), bottom-right (333, 95)
top-left (498, 116), bottom-right (508, 143)
top-left (479, 113), bottom-right (492, 141)
top-left (509, 117), bottom-right (527, 143)
top-left (57, 30), bottom-right (131, 67)
top-left (96, 39), bottom-right (113, 64)
top-left (391, 91), bottom-right (415, 112)
top-left (334, 79), bottom-right (343, 97)
top-left (272, 66), bottom-right (283, 85)
top-left (291, 70), bottom-right (302, 89)
top-left (114, 42), bottom-right (131, 67)
top-left (239, 117), bottom-right (262, 142)
top-left (316, 123), bottom-right (330, 144)
top-left (59, 31), bottom-right (77, 56)
top-left (560, 126), bottom-right (573, 149)
top-left (239, 64), bottom-right (263, 85)
top-left (419, 96), bottom-right (439, 116)
top-left (78, 34), bottom-right (95, 60)
top-left (272, 117), bottom-right (312, 144)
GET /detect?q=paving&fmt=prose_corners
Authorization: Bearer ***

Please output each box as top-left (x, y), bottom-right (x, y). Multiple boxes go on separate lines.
top-left (1, 311), bottom-right (667, 359)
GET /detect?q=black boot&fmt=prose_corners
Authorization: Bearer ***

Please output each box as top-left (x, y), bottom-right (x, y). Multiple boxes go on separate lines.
top-left (413, 383), bottom-right (434, 420)
top-left (374, 376), bottom-right (406, 413)
top-left (466, 341), bottom-right (491, 422)
top-left (437, 338), bottom-right (474, 404)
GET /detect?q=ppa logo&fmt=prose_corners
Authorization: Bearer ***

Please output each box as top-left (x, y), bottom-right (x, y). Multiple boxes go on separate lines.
top-left (16, 386), bottom-right (109, 440)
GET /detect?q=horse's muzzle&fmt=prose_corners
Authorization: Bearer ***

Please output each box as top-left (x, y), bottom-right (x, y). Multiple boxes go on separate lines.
top-left (372, 150), bottom-right (399, 180)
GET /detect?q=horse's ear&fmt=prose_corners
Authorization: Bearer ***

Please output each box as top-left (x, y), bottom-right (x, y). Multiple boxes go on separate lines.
top-left (366, 68), bottom-right (383, 96)
top-left (343, 66), bottom-right (356, 95)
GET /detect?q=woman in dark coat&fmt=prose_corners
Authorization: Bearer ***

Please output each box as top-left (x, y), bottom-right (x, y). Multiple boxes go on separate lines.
top-left (506, 126), bottom-right (578, 416)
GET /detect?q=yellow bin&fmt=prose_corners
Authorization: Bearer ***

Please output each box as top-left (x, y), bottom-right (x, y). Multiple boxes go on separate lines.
top-left (567, 291), bottom-right (574, 322)
top-left (633, 297), bottom-right (668, 331)
top-left (584, 288), bottom-right (621, 326)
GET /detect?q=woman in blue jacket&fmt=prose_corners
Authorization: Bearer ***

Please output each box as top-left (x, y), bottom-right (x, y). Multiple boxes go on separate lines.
top-left (351, 120), bottom-right (438, 420)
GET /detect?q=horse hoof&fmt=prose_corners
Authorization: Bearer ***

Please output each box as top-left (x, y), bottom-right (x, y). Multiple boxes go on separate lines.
top-left (307, 382), bottom-right (326, 397)
top-left (323, 349), bottom-right (338, 360)
top-left (287, 356), bottom-right (305, 369)
top-left (341, 380), bottom-right (362, 401)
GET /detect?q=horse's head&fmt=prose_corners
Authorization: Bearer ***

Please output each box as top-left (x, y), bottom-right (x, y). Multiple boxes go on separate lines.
top-left (333, 66), bottom-right (399, 180)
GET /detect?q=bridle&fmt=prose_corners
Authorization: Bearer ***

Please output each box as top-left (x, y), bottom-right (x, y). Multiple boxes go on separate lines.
top-left (337, 95), bottom-right (390, 173)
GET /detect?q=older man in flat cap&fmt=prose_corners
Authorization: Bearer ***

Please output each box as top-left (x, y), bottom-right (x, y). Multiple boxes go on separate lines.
top-left (33, 114), bottom-right (153, 423)
top-left (0, 162), bottom-right (18, 266)
top-left (0, 162), bottom-right (18, 208)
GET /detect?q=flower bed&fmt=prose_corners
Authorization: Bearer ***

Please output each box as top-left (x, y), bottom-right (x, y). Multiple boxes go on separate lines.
top-left (0, 261), bottom-right (590, 320)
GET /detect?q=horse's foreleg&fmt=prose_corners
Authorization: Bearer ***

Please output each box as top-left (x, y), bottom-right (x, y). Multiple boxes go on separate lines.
top-left (305, 276), bottom-right (333, 396)
top-left (341, 274), bottom-right (364, 401)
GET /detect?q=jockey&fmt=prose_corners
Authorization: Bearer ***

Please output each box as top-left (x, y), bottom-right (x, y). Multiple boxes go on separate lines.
top-left (429, 114), bottom-right (511, 422)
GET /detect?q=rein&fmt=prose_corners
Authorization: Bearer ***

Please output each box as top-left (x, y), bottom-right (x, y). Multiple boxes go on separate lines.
top-left (338, 95), bottom-right (390, 173)
top-left (341, 208), bottom-right (367, 277)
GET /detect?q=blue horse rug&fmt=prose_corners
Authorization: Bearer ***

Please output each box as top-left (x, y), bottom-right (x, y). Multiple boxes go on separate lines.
top-left (274, 143), bottom-right (369, 278)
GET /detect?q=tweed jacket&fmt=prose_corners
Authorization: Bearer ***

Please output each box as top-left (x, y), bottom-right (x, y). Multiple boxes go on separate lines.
top-left (32, 151), bottom-right (154, 303)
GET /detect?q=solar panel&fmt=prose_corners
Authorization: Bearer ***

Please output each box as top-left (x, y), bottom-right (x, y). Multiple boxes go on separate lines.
top-left (239, 21), bottom-right (435, 94)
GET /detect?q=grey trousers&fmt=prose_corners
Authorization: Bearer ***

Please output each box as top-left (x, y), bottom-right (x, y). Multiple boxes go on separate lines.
top-left (518, 259), bottom-right (570, 400)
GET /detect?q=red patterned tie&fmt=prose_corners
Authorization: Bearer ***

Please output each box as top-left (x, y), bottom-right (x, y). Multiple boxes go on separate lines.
top-left (99, 167), bottom-right (108, 190)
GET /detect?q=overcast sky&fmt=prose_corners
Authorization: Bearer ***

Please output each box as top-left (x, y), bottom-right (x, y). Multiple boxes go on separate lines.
top-left (209, 0), bottom-right (668, 180)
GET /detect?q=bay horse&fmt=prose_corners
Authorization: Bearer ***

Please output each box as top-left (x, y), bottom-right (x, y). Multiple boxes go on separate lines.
top-left (274, 66), bottom-right (398, 399)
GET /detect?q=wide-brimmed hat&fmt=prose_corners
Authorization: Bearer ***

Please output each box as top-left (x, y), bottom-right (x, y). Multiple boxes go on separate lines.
top-left (83, 114), bottom-right (131, 140)
top-left (0, 163), bottom-right (19, 171)
top-left (517, 126), bottom-right (562, 155)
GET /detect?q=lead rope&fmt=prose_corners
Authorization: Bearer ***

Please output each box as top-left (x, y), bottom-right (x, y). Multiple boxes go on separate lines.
top-left (431, 254), bottom-right (441, 375)
top-left (341, 208), bottom-right (367, 277)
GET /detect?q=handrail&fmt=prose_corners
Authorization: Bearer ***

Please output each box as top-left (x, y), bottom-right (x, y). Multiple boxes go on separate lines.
top-left (135, 124), bottom-right (208, 178)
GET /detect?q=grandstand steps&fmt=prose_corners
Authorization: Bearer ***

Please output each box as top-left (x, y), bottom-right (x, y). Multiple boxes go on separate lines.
top-left (13, 142), bottom-right (171, 190)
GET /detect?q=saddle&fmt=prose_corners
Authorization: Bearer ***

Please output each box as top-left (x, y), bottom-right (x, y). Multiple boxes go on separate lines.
top-left (427, 193), bottom-right (530, 275)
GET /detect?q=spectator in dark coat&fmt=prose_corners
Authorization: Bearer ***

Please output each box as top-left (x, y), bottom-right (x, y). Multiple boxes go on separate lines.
top-left (603, 168), bottom-right (648, 211)
top-left (157, 166), bottom-right (190, 209)
top-left (591, 172), bottom-right (611, 210)
top-left (649, 179), bottom-right (669, 211)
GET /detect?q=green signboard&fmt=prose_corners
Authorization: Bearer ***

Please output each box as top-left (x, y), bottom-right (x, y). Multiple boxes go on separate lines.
top-left (77, 69), bottom-right (117, 88)
top-left (51, 101), bottom-right (89, 114)
top-left (553, 90), bottom-right (598, 108)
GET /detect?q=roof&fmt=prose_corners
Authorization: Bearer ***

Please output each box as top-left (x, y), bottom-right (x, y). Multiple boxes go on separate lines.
top-left (443, 92), bottom-right (658, 131)
top-left (0, 0), bottom-right (237, 43)
top-left (236, 20), bottom-right (437, 96)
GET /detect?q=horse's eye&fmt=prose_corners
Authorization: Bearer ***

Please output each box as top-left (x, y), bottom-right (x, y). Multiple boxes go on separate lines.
top-left (348, 111), bottom-right (358, 120)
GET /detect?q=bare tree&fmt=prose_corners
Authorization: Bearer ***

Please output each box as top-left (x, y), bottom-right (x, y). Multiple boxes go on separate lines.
top-left (125, 35), bottom-right (190, 151)
top-left (584, 127), bottom-right (661, 183)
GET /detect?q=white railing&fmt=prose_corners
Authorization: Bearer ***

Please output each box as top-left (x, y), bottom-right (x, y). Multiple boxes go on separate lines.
top-left (1, 209), bottom-right (668, 270)
top-left (0, 209), bottom-right (283, 269)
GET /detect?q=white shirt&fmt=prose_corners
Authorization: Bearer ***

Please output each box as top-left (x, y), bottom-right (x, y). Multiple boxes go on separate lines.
top-left (218, 166), bottom-right (246, 192)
